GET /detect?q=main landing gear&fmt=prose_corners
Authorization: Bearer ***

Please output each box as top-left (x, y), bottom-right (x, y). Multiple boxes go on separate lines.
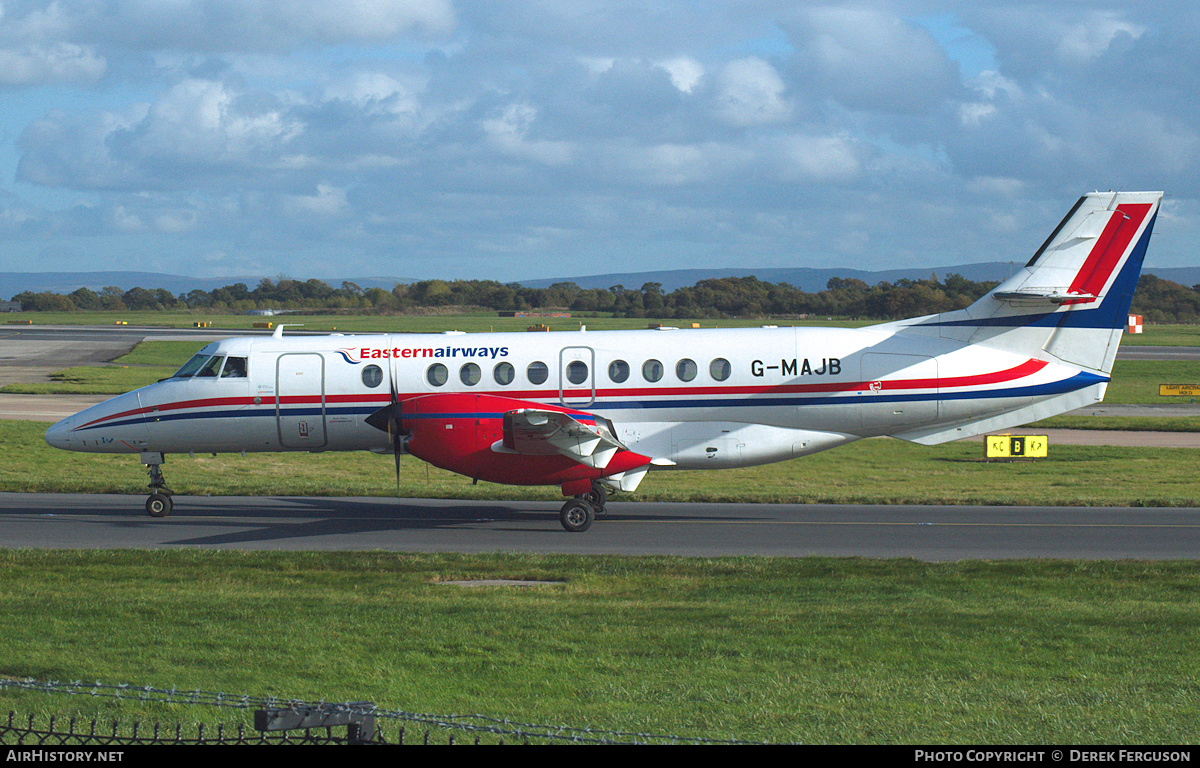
top-left (558, 481), bottom-right (609, 533)
top-left (142, 451), bottom-right (173, 518)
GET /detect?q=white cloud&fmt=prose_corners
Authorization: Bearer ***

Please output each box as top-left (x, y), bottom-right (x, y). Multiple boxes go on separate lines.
top-left (135, 78), bottom-right (303, 163)
top-left (284, 183), bottom-right (349, 217)
top-left (1054, 11), bottom-right (1146, 65)
top-left (713, 57), bottom-right (791, 127)
top-left (105, 0), bottom-right (456, 48)
top-left (783, 6), bottom-right (960, 114)
top-left (481, 103), bottom-right (574, 166)
top-left (657, 56), bottom-right (704, 93)
top-left (774, 134), bottom-right (861, 181)
top-left (0, 42), bottom-right (105, 86)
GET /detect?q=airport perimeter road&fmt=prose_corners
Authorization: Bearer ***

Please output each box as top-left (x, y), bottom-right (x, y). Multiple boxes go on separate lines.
top-left (1118, 345), bottom-right (1200, 360)
top-left (2, 493), bottom-right (1198, 560)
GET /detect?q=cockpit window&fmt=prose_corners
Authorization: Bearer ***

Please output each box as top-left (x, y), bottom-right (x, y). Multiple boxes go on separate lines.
top-left (173, 354), bottom-right (213, 378)
top-left (221, 357), bottom-right (248, 377)
top-left (172, 353), bottom-right (248, 379)
top-left (196, 355), bottom-right (225, 377)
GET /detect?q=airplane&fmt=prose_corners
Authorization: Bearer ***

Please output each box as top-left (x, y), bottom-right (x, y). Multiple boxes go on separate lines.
top-left (44, 191), bottom-right (1162, 532)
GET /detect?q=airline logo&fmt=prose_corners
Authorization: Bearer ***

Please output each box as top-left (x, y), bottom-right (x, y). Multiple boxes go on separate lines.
top-left (336, 345), bottom-right (510, 364)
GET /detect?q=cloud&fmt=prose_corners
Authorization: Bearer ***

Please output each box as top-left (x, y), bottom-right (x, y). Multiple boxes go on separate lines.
top-left (713, 57), bottom-right (792, 127)
top-left (963, 6), bottom-right (1147, 75)
top-left (0, 42), bottom-right (106, 87)
top-left (481, 102), bottom-right (574, 166)
top-left (782, 6), bottom-right (961, 114)
top-left (1, 2), bottom-right (1198, 280)
top-left (96, 0), bottom-right (457, 50)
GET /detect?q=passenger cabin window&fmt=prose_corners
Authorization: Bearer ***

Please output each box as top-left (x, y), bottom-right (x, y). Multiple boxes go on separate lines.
top-left (494, 362), bottom-right (515, 385)
top-left (566, 360), bottom-right (588, 385)
top-left (642, 359), bottom-right (663, 382)
top-left (710, 358), bottom-right (731, 381)
top-left (608, 360), bottom-right (630, 383)
top-left (676, 358), bottom-right (697, 381)
top-left (362, 364), bottom-right (383, 388)
top-left (527, 361), bottom-right (549, 385)
top-left (427, 363), bottom-right (448, 386)
top-left (460, 362), bottom-right (481, 386)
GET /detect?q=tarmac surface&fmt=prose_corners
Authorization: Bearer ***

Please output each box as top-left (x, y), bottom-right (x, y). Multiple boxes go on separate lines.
top-left (3, 493), bottom-right (1198, 560)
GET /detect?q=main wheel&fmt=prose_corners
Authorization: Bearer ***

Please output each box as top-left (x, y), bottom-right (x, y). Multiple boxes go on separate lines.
top-left (559, 499), bottom-right (595, 532)
top-left (146, 493), bottom-right (173, 518)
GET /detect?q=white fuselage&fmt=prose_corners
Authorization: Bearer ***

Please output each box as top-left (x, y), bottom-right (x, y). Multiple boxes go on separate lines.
top-left (44, 322), bottom-right (1105, 470)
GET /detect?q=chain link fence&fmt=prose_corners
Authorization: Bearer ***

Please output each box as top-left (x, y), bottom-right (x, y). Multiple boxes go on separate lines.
top-left (0, 678), bottom-right (752, 745)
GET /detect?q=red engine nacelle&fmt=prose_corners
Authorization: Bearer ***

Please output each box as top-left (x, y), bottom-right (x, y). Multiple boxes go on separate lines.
top-left (400, 393), bottom-right (651, 494)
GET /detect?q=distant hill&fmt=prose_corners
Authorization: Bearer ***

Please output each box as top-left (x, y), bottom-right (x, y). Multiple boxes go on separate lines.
top-left (516, 263), bottom-right (1021, 293)
top-left (4, 264), bottom-right (1199, 302)
top-left (520, 264), bottom-right (1200, 293)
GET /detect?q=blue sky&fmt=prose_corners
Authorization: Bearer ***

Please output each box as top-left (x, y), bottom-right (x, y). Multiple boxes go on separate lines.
top-left (0, 1), bottom-right (1196, 283)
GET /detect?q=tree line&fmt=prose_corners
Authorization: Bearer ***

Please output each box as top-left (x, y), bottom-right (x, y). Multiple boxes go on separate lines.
top-left (9, 273), bottom-right (1200, 322)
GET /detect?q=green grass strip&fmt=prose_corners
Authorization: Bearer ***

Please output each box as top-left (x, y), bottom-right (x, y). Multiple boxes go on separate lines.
top-left (1, 551), bottom-right (1198, 743)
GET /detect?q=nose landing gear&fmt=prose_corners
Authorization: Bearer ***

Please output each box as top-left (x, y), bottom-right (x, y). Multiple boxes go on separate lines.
top-left (141, 452), bottom-right (173, 518)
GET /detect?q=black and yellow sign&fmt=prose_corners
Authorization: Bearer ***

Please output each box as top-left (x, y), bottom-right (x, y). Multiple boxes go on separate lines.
top-left (1159, 384), bottom-right (1200, 396)
top-left (985, 435), bottom-right (1048, 459)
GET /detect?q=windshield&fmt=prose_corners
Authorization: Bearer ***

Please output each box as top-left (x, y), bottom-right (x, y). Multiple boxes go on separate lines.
top-left (195, 355), bottom-right (224, 377)
top-left (172, 354), bottom-right (212, 378)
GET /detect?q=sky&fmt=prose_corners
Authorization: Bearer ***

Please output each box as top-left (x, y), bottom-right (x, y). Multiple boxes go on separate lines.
top-left (0, 1), bottom-right (1197, 284)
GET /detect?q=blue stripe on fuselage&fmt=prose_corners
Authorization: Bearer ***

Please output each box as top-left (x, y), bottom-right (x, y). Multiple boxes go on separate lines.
top-left (72, 371), bottom-right (1104, 431)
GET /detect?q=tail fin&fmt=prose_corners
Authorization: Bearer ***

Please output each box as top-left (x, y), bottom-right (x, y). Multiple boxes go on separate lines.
top-left (934, 191), bottom-right (1162, 374)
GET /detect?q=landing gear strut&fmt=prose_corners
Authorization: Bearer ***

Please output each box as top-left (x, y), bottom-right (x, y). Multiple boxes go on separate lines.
top-left (558, 481), bottom-right (610, 532)
top-left (142, 452), bottom-right (173, 518)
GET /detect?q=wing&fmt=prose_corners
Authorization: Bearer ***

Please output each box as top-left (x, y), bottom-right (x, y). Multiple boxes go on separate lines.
top-left (498, 408), bottom-right (626, 469)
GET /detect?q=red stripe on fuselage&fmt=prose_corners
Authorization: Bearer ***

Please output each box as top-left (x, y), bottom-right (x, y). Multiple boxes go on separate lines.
top-left (77, 358), bottom-right (1050, 430)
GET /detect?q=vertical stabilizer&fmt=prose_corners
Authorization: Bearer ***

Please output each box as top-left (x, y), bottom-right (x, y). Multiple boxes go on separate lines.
top-left (930, 191), bottom-right (1162, 374)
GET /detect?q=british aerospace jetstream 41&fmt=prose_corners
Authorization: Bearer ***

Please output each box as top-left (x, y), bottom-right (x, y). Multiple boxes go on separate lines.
top-left (45, 191), bottom-right (1163, 531)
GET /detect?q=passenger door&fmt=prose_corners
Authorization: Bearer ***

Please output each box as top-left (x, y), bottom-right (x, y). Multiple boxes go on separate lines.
top-left (276, 353), bottom-right (328, 448)
top-left (559, 346), bottom-right (595, 408)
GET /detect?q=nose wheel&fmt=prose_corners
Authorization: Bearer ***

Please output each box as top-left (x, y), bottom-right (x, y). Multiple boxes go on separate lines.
top-left (146, 492), bottom-right (173, 518)
top-left (142, 452), bottom-right (173, 518)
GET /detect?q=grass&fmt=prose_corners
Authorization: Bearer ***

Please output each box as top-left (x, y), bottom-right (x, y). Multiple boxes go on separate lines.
top-left (1121, 324), bottom-right (1200, 346)
top-left (1, 551), bottom-right (1198, 743)
top-left (1092, 360), bottom-right (1200, 404)
top-left (4, 315), bottom-right (1200, 742)
top-left (1036, 415), bottom-right (1200, 431)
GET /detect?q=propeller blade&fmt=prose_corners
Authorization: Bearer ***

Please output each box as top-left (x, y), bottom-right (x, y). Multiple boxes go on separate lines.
top-left (367, 380), bottom-right (406, 495)
top-left (389, 417), bottom-right (401, 495)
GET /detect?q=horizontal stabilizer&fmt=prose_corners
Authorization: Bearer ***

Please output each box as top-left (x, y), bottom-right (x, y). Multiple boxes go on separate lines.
top-left (992, 290), bottom-right (1096, 305)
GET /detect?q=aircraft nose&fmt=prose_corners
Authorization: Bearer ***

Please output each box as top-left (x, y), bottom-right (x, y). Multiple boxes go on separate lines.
top-left (45, 415), bottom-right (74, 450)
